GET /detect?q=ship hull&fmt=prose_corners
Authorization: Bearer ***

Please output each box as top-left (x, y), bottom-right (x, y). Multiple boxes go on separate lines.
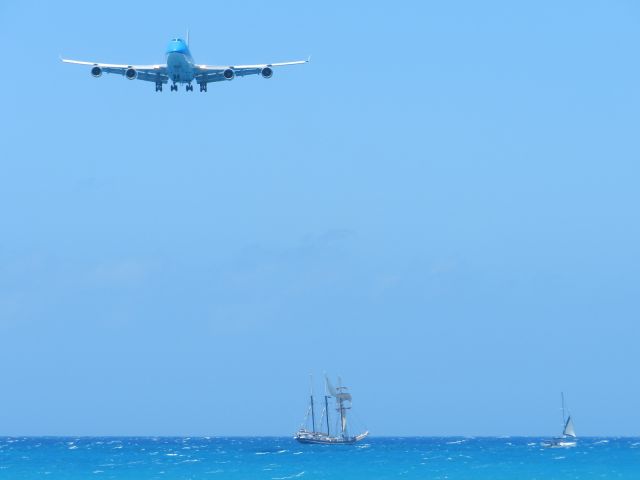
top-left (295, 436), bottom-right (358, 445)
top-left (294, 431), bottom-right (369, 445)
top-left (541, 439), bottom-right (577, 448)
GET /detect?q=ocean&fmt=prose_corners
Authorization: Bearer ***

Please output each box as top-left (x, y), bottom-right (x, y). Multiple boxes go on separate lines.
top-left (0, 436), bottom-right (637, 479)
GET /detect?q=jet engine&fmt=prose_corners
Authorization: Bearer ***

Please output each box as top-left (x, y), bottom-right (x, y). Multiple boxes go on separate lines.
top-left (223, 68), bottom-right (235, 80)
top-left (261, 67), bottom-right (273, 79)
top-left (91, 66), bottom-right (102, 77)
top-left (125, 67), bottom-right (137, 80)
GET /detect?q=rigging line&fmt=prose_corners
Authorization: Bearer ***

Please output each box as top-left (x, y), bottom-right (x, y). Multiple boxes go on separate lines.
top-left (318, 406), bottom-right (327, 432)
top-left (300, 405), bottom-right (312, 429)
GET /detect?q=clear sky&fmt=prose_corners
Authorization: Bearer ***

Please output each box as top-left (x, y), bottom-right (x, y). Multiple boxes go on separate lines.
top-left (1, 0), bottom-right (639, 437)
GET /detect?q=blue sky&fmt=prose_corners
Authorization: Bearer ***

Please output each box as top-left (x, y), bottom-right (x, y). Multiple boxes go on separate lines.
top-left (1, 0), bottom-right (639, 436)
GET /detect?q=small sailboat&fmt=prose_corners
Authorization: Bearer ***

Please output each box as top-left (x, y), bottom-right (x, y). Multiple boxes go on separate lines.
top-left (542, 392), bottom-right (577, 448)
top-left (294, 375), bottom-right (369, 445)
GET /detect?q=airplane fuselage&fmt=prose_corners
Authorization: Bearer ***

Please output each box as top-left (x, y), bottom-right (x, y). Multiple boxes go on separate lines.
top-left (166, 39), bottom-right (195, 83)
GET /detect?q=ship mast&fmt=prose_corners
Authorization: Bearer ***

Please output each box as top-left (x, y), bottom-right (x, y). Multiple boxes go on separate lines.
top-left (324, 394), bottom-right (330, 435)
top-left (324, 376), bottom-right (331, 436)
top-left (338, 376), bottom-right (346, 437)
top-left (310, 374), bottom-right (316, 433)
top-left (561, 392), bottom-right (566, 433)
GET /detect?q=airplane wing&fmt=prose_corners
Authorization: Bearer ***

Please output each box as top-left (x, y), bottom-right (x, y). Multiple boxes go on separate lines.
top-left (194, 58), bottom-right (309, 84)
top-left (61, 58), bottom-right (168, 84)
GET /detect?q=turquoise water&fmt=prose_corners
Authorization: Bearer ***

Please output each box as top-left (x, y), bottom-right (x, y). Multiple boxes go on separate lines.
top-left (0, 437), bottom-right (638, 479)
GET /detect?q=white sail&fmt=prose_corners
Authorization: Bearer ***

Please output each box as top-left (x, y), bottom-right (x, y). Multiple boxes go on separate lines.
top-left (341, 413), bottom-right (347, 433)
top-left (336, 392), bottom-right (352, 401)
top-left (563, 416), bottom-right (576, 438)
top-left (325, 375), bottom-right (337, 396)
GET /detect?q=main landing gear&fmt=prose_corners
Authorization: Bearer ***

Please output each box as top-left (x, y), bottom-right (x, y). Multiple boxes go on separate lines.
top-left (162, 82), bottom-right (201, 92)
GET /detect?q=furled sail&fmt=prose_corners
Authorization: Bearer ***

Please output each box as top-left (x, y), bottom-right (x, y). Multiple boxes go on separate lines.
top-left (563, 416), bottom-right (576, 438)
top-left (334, 376), bottom-right (352, 401)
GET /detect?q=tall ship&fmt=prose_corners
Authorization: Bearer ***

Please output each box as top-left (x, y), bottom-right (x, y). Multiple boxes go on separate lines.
top-left (294, 375), bottom-right (369, 445)
top-left (542, 392), bottom-right (577, 448)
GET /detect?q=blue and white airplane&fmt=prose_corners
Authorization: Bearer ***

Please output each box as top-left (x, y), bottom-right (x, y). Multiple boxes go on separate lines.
top-left (61, 36), bottom-right (308, 92)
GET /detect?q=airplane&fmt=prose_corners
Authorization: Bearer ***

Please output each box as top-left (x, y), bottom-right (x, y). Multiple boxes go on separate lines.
top-left (61, 36), bottom-right (309, 92)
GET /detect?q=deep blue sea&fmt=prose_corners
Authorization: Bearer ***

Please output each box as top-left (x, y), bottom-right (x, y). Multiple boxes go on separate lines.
top-left (0, 437), bottom-right (637, 479)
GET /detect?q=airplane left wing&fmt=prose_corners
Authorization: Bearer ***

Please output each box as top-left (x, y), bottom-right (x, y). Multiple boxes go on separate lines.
top-left (61, 58), bottom-right (168, 84)
top-left (194, 58), bottom-right (309, 84)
